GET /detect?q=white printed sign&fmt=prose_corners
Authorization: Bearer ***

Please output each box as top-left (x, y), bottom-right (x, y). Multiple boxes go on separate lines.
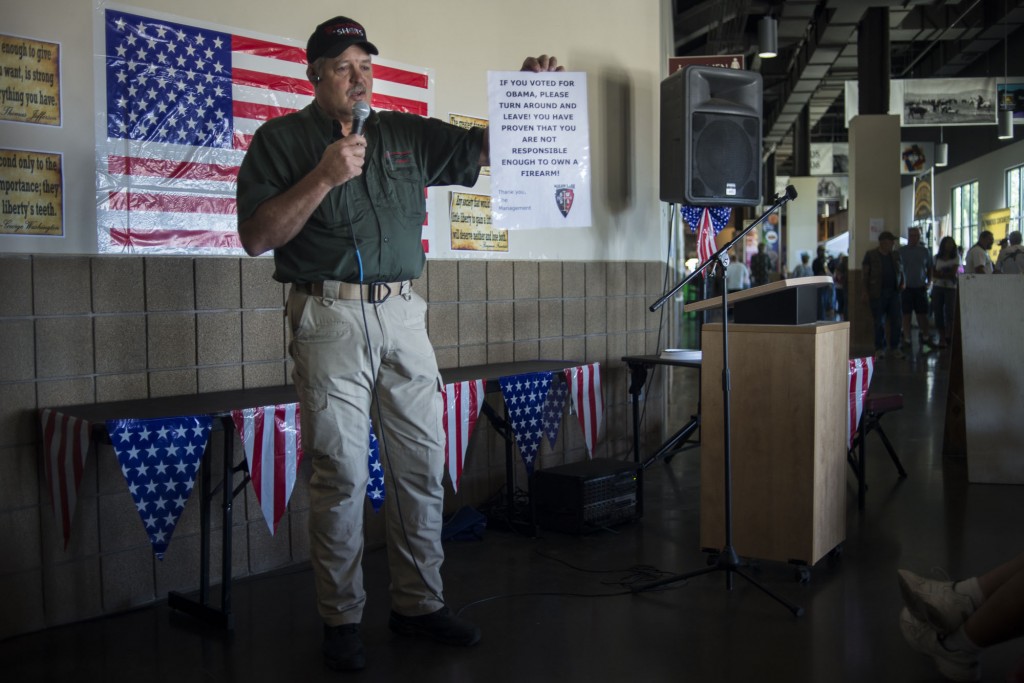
top-left (487, 71), bottom-right (591, 229)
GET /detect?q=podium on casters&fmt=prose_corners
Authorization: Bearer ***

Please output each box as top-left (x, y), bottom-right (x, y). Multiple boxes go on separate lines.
top-left (686, 278), bottom-right (848, 573)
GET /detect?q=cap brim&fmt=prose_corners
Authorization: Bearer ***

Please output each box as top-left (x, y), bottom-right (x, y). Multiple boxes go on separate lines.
top-left (321, 39), bottom-right (379, 60)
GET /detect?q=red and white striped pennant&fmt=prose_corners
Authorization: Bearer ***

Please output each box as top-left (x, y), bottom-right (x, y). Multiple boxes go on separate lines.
top-left (848, 357), bottom-right (875, 447)
top-left (442, 380), bottom-right (485, 493)
top-left (39, 409), bottom-right (92, 549)
top-left (564, 363), bottom-right (604, 458)
top-left (231, 404), bottom-right (303, 534)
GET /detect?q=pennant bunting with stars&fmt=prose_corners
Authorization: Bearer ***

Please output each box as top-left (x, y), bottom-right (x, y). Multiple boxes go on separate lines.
top-left (541, 375), bottom-right (570, 449)
top-left (106, 416), bottom-right (212, 559)
top-left (498, 372), bottom-right (554, 474)
top-left (681, 206), bottom-right (731, 265)
top-left (367, 422), bottom-right (385, 512)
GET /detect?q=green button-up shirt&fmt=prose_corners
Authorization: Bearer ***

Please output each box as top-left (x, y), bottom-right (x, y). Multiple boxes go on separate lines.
top-left (237, 101), bottom-right (484, 284)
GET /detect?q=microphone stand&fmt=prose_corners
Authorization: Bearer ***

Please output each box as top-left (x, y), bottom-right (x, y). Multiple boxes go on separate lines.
top-left (634, 186), bottom-right (803, 617)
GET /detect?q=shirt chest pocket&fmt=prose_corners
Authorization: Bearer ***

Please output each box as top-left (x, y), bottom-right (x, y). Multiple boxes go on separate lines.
top-left (378, 150), bottom-right (426, 226)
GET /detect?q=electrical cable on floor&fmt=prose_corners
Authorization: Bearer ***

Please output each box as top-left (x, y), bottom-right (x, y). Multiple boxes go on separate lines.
top-left (450, 550), bottom-right (685, 617)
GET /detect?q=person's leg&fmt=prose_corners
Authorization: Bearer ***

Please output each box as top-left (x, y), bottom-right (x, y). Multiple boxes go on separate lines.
top-left (288, 288), bottom-right (381, 671)
top-left (372, 291), bottom-right (447, 617)
top-left (899, 553), bottom-right (1024, 638)
top-left (932, 287), bottom-right (948, 346)
top-left (886, 292), bottom-right (904, 355)
top-left (944, 286), bottom-right (957, 343)
top-left (916, 288), bottom-right (932, 342)
top-left (963, 565), bottom-right (1024, 647)
top-left (977, 552), bottom-right (1024, 601)
top-left (869, 297), bottom-right (886, 355)
top-left (901, 288), bottom-right (914, 345)
top-left (289, 289), bottom-right (377, 629)
top-left (373, 289), bottom-right (481, 647)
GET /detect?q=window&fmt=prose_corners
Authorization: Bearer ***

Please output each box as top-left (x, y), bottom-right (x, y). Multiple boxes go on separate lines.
top-left (1008, 165), bottom-right (1024, 235)
top-left (951, 181), bottom-right (979, 250)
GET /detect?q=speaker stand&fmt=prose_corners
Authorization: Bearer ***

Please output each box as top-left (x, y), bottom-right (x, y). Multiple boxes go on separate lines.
top-left (634, 188), bottom-right (802, 618)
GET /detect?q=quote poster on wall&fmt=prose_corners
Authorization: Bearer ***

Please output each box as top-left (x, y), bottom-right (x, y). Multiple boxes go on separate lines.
top-left (0, 148), bottom-right (63, 236)
top-left (487, 71), bottom-right (591, 229)
top-left (449, 114), bottom-right (490, 176)
top-left (0, 34), bottom-right (61, 126)
top-left (450, 192), bottom-right (507, 252)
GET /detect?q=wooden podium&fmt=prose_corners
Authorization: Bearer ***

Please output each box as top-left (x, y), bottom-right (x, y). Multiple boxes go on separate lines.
top-left (696, 319), bottom-right (849, 568)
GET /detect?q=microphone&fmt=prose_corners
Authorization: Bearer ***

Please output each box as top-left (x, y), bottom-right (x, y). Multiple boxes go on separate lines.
top-left (351, 101), bottom-right (371, 136)
top-left (785, 184), bottom-right (798, 201)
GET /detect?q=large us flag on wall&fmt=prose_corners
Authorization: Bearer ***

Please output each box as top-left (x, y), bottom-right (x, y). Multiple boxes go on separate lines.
top-left (95, 4), bottom-right (435, 254)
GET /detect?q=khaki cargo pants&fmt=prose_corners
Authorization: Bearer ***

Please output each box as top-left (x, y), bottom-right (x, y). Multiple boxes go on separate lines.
top-left (287, 282), bottom-right (446, 626)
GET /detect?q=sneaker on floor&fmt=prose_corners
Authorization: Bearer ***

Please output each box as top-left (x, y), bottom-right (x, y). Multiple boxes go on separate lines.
top-left (389, 606), bottom-right (481, 646)
top-left (898, 569), bottom-right (978, 633)
top-left (874, 349), bottom-right (886, 362)
top-left (890, 348), bottom-right (906, 360)
top-left (900, 608), bottom-right (980, 682)
top-left (323, 623), bottom-right (366, 671)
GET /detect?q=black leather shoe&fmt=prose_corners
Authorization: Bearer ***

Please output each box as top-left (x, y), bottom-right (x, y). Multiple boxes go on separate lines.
top-left (323, 624), bottom-right (366, 671)
top-left (388, 606), bottom-right (481, 646)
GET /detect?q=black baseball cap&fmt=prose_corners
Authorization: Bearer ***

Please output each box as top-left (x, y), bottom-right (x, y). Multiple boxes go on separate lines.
top-left (306, 16), bottom-right (378, 64)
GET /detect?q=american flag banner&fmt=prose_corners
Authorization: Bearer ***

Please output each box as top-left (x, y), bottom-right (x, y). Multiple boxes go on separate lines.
top-left (367, 422), bottom-right (384, 512)
top-left (564, 363), bottom-right (604, 458)
top-left (39, 409), bottom-right (92, 550)
top-left (105, 415), bottom-right (212, 559)
top-left (442, 379), bottom-right (485, 493)
top-left (681, 205), bottom-right (731, 266)
top-left (848, 356), bottom-right (875, 447)
top-left (230, 404), bottom-right (302, 535)
top-left (498, 372), bottom-right (555, 474)
top-left (541, 375), bottom-right (570, 449)
top-left (95, 5), bottom-right (435, 254)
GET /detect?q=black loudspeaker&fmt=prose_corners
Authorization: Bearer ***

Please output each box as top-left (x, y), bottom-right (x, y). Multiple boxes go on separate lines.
top-left (660, 65), bottom-right (762, 206)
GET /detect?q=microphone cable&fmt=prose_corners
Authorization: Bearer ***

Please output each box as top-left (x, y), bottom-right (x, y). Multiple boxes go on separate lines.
top-left (339, 120), bottom-right (446, 608)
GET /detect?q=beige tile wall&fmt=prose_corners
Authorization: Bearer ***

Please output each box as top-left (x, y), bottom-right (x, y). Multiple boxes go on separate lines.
top-left (0, 254), bottom-right (671, 639)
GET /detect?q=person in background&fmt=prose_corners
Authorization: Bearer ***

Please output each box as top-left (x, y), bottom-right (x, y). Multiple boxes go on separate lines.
top-left (996, 231), bottom-right (1024, 274)
top-left (750, 242), bottom-right (772, 287)
top-left (899, 227), bottom-right (935, 349)
top-left (862, 231), bottom-right (905, 360)
top-left (965, 230), bottom-right (995, 274)
top-left (899, 553), bottom-right (1024, 682)
top-left (812, 245), bottom-right (834, 320)
top-left (791, 252), bottom-right (813, 278)
top-left (725, 250), bottom-right (751, 293)
top-left (833, 254), bottom-right (849, 321)
top-left (931, 236), bottom-right (960, 348)
top-left (236, 14), bottom-right (564, 671)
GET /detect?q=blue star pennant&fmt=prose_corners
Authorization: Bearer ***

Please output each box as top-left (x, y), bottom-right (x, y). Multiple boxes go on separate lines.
top-left (542, 376), bottom-right (570, 449)
top-left (680, 205), bottom-right (731, 234)
top-left (367, 421), bottom-right (384, 512)
top-left (105, 416), bottom-right (212, 559)
top-left (498, 371), bottom-right (554, 474)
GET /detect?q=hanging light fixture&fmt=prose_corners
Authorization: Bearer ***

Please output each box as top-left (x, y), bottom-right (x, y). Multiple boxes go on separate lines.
top-left (758, 15), bottom-right (778, 59)
top-left (936, 127), bottom-right (948, 167)
top-left (998, 0), bottom-right (1014, 140)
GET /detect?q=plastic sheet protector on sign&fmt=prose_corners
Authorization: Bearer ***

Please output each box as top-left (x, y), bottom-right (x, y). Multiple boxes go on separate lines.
top-left (93, 5), bottom-right (435, 254)
top-left (487, 70), bottom-right (590, 229)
